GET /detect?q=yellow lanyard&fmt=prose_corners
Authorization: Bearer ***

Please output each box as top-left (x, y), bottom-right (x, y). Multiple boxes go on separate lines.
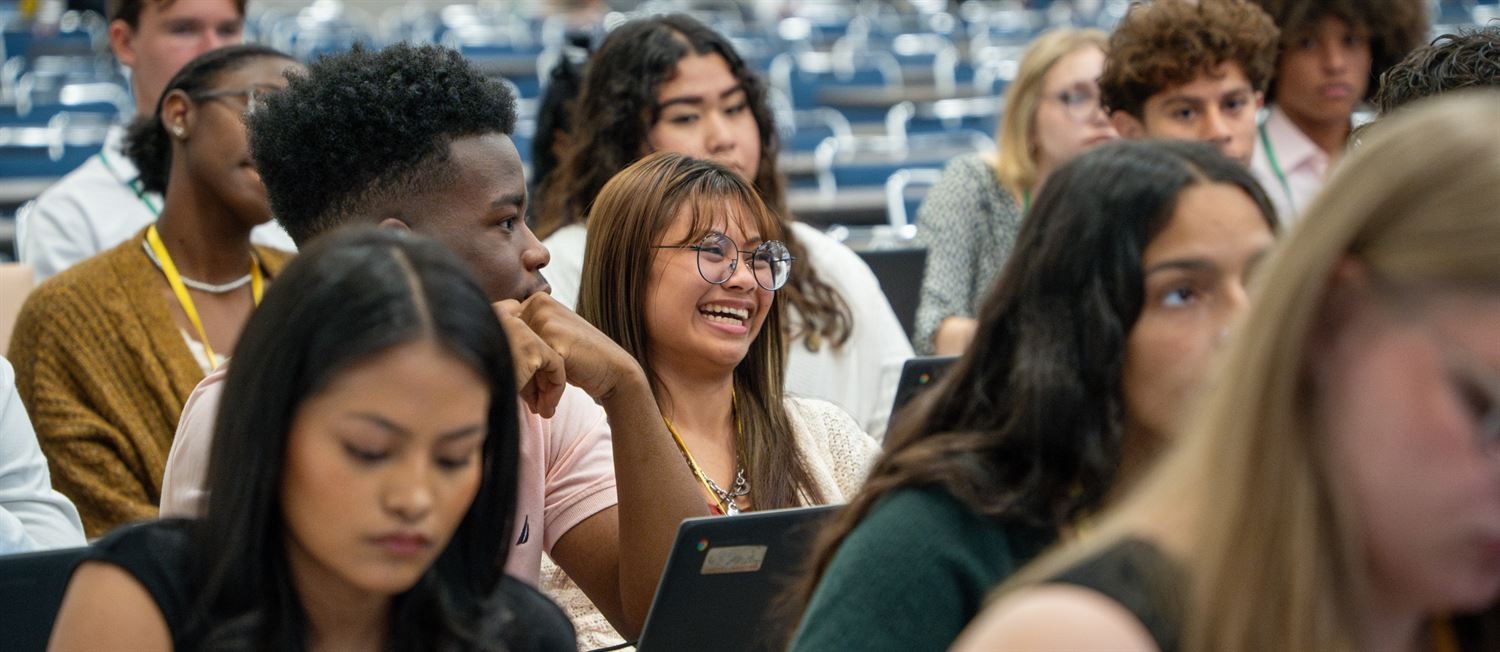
top-left (146, 225), bottom-right (263, 371)
top-left (662, 415), bottom-right (735, 514)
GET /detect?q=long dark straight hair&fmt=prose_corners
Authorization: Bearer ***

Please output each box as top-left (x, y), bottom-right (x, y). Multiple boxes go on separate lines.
top-left (188, 228), bottom-right (521, 650)
top-left (786, 139), bottom-right (1278, 626)
top-left (124, 44), bottom-right (294, 194)
top-left (536, 13), bottom-right (853, 353)
top-left (577, 152), bottom-right (826, 510)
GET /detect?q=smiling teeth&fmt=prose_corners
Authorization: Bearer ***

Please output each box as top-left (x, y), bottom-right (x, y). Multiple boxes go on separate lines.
top-left (701, 305), bottom-right (750, 322)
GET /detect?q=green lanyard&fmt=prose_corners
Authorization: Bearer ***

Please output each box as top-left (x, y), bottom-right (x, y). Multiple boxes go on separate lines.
top-left (1021, 190), bottom-right (1032, 214)
top-left (1258, 123), bottom-right (1297, 215)
top-left (96, 149), bottom-right (161, 217)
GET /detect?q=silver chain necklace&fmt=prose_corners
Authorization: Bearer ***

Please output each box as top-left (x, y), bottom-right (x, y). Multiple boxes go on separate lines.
top-left (704, 468), bottom-right (751, 515)
top-left (142, 240), bottom-right (255, 294)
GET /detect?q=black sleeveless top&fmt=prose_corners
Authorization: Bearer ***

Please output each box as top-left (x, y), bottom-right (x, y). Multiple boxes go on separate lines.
top-left (1045, 539), bottom-right (1500, 652)
top-left (83, 519), bottom-right (577, 651)
top-left (1045, 538), bottom-right (1185, 652)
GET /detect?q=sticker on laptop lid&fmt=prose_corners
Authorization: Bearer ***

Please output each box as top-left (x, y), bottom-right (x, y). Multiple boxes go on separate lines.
top-left (700, 544), bottom-right (767, 575)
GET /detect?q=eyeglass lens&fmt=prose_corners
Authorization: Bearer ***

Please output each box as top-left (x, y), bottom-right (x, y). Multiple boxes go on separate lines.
top-left (694, 232), bottom-right (792, 291)
top-left (1058, 84), bottom-right (1103, 121)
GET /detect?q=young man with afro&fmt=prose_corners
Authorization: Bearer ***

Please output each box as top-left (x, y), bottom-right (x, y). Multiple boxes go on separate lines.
top-left (157, 43), bottom-right (707, 639)
top-left (1100, 0), bottom-right (1280, 168)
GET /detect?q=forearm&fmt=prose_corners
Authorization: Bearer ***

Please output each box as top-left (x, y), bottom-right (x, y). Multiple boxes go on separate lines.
top-left (913, 214), bottom-right (977, 354)
top-left (600, 370), bottom-right (710, 635)
top-left (933, 316), bottom-right (979, 356)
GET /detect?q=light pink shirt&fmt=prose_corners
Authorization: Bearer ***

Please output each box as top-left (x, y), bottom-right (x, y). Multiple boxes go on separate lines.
top-left (159, 364), bottom-right (618, 583)
top-left (1251, 105), bottom-right (1333, 227)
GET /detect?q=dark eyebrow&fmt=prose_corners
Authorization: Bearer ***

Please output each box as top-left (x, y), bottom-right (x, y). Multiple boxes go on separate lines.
top-left (656, 84), bottom-right (746, 112)
top-left (438, 427), bottom-right (485, 441)
top-left (492, 193), bottom-right (526, 209)
top-left (351, 413), bottom-right (484, 440)
top-left (1160, 96), bottom-right (1207, 108)
top-left (352, 412), bottom-right (411, 438)
top-left (1144, 258), bottom-right (1217, 276)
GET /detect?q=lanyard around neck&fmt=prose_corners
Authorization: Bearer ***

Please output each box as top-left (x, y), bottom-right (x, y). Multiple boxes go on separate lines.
top-left (97, 150), bottom-right (161, 217)
top-left (1258, 123), bottom-right (1297, 216)
top-left (146, 225), bottom-right (262, 370)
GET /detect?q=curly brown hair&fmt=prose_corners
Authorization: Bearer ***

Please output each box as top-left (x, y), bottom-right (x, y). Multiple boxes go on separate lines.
top-left (1101, 0), bottom-right (1280, 118)
top-left (1374, 27), bottom-right (1500, 113)
top-left (1252, 0), bottom-right (1429, 103)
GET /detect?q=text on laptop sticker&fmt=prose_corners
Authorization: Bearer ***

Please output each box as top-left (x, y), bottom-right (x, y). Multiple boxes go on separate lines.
top-left (700, 544), bottom-right (768, 575)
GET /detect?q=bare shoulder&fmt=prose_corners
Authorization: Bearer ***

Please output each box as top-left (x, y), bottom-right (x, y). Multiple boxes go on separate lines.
top-left (48, 561), bottom-right (172, 651)
top-left (950, 583), bottom-right (1161, 652)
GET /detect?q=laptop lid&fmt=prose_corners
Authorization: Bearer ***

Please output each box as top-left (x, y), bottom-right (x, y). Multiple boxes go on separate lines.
top-left (890, 355), bottom-right (958, 422)
top-left (854, 247), bottom-right (927, 341)
top-left (635, 505), bottom-right (841, 652)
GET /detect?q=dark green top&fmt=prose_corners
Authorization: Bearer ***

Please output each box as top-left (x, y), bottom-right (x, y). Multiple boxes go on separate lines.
top-left (790, 487), bottom-right (1056, 651)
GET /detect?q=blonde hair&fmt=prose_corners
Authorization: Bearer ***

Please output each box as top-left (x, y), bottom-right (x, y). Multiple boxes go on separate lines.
top-left (1003, 91), bottom-right (1500, 652)
top-left (992, 28), bottom-right (1109, 197)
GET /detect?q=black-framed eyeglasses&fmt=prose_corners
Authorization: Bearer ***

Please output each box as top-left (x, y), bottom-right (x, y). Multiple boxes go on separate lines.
top-left (652, 231), bottom-right (795, 291)
top-left (191, 84), bottom-right (282, 117)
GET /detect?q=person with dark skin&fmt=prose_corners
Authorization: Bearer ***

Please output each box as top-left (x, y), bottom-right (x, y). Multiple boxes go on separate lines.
top-left (21, 0), bottom-right (296, 283)
top-left (156, 44), bottom-right (705, 638)
top-left (10, 45), bottom-right (300, 536)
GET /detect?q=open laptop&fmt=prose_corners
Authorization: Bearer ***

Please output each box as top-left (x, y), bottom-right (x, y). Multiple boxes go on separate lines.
top-left (890, 355), bottom-right (958, 422)
top-left (634, 505), bottom-right (842, 652)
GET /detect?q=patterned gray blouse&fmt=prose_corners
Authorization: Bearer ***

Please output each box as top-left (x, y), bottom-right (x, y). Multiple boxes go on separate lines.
top-left (912, 153), bottom-right (1024, 354)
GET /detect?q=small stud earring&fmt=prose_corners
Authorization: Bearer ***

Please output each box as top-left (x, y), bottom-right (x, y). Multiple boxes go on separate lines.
top-left (172, 125), bottom-right (186, 138)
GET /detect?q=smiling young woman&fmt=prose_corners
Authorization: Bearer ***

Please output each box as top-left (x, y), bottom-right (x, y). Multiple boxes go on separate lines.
top-left (535, 152), bottom-right (880, 647)
top-left (535, 14), bottom-right (912, 439)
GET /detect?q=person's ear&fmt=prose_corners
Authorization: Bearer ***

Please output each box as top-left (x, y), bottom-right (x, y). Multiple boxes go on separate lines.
top-left (1111, 110), bottom-right (1146, 139)
top-left (1254, 90), bottom-right (1266, 112)
top-left (107, 20), bottom-right (137, 68)
top-left (377, 217), bottom-right (413, 232)
top-left (159, 89), bottom-right (194, 142)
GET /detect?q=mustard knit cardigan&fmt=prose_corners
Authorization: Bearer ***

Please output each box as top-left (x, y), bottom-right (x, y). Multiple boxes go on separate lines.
top-left (9, 228), bottom-right (291, 537)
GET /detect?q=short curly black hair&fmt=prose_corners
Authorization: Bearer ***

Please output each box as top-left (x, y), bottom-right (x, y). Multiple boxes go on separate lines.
top-left (1251, 0), bottom-right (1429, 103)
top-left (1101, 0), bottom-right (1280, 118)
top-left (1375, 27), bottom-right (1500, 114)
top-left (249, 43), bottom-right (517, 246)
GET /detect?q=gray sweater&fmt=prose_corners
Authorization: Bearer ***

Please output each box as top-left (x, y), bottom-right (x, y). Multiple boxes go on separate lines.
top-left (912, 153), bottom-right (1024, 353)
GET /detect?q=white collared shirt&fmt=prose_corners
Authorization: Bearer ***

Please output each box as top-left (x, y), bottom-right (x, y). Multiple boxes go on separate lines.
top-left (1250, 105), bottom-right (1335, 227)
top-left (17, 125), bottom-right (296, 284)
top-left (0, 356), bottom-right (85, 554)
